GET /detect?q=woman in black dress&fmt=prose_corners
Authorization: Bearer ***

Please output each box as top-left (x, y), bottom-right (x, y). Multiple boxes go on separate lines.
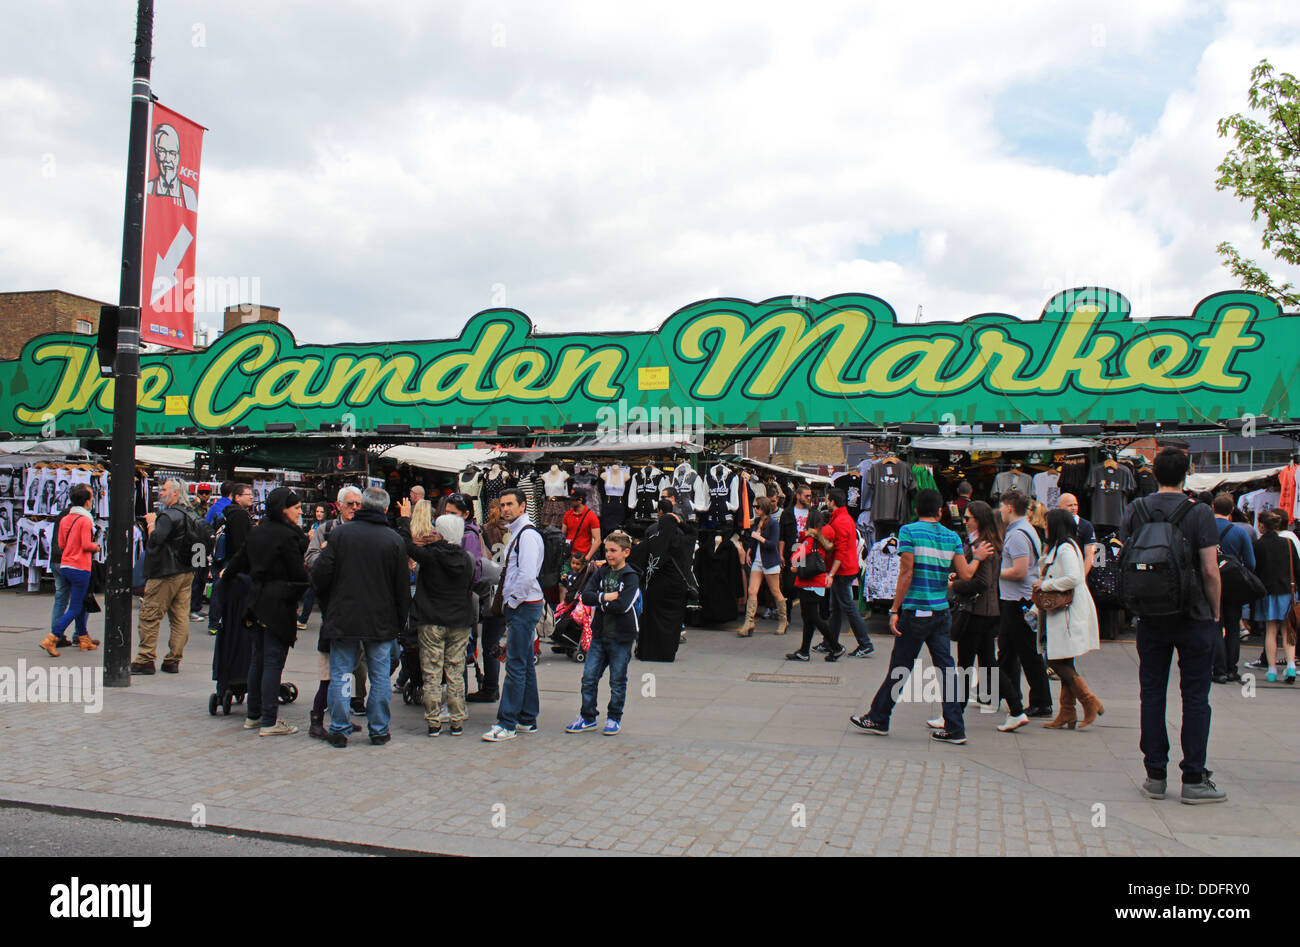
top-left (630, 502), bottom-right (697, 662)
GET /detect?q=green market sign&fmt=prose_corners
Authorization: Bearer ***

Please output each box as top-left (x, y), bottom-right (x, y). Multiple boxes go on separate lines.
top-left (0, 288), bottom-right (1294, 436)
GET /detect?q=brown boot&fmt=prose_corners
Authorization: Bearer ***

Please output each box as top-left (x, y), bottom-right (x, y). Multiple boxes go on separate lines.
top-left (1042, 681), bottom-right (1077, 729)
top-left (737, 599), bottom-right (757, 637)
top-left (1073, 676), bottom-right (1105, 728)
top-left (774, 600), bottom-right (789, 635)
top-left (39, 634), bottom-right (60, 657)
top-left (78, 636), bottom-right (99, 651)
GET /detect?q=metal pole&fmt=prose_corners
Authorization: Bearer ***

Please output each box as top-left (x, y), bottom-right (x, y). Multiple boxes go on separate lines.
top-left (104, 0), bottom-right (154, 687)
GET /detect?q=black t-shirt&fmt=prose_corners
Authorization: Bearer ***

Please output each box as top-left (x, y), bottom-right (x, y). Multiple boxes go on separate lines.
top-left (1119, 492), bottom-right (1220, 621)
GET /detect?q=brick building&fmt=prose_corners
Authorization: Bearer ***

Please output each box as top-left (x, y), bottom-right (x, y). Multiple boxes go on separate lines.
top-left (738, 435), bottom-right (846, 471)
top-left (0, 290), bottom-right (109, 360)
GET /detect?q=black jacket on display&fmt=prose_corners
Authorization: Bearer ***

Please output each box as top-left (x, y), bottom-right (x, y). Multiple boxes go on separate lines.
top-left (310, 509), bottom-right (410, 642)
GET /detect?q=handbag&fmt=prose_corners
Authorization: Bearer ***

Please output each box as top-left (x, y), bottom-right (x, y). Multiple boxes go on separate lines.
top-left (1031, 548), bottom-right (1074, 613)
top-left (795, 544), bottom-right (827, 580)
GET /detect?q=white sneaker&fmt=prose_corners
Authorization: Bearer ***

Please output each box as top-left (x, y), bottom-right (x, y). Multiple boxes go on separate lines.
top-left (997, 714), bottom-right (1029, 732)
top-left (481, 724), bottom-right (516, 742)
top-left (926, 716), bottom-right (945, 729)
top-left (259, 720), bottom-right (298, 736)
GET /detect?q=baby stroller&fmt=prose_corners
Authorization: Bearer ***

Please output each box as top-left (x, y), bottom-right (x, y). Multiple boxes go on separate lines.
top-left (207, 572), bottom-right (299, 715)
top-left (549, 599), bottom-right (592, 663)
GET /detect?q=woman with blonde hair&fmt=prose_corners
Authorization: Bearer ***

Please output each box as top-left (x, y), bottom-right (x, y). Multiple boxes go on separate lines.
top-left (739, 496), bottom-right (787, 636)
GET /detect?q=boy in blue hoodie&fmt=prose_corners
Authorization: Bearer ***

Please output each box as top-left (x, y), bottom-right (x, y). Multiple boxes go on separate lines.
top-left (566, 531), bottom-right (641, 736)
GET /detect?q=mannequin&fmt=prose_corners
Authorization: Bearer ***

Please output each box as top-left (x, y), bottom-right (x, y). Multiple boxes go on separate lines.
top-left (539, 463), bottom-right (569, 528)
top-left (481, 463), bottom-right (513, 511)
top-left (600, 464), bottom-right (631, 534)
top-left (458, 465), bottom-right (484, 522)
top-left (671, 460), bottom-right (707, 520)
top-left (628, 464), bottom-right (665, 519)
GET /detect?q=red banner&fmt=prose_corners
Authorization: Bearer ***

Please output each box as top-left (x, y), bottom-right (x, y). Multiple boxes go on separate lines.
top-left (141, 102), bottom-right (205, 350)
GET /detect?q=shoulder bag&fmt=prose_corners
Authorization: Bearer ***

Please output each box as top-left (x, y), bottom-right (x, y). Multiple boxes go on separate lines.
top-left (1031, 545), bottom-right (1075, 613)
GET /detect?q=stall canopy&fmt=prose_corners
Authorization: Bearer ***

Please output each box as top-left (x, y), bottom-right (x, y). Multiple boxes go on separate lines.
top-left (731, 456), bottom-right (834, 485)
top-left (135, 445), bottom-right (198, 467)
top-left (1185, 465), bottom-right (1285, 493)
top-left (378, 446), bottom-right (499, 473)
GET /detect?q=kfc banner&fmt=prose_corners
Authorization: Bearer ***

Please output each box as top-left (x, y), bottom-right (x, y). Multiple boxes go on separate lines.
top-left (141, 102), bottom-right (205, 350)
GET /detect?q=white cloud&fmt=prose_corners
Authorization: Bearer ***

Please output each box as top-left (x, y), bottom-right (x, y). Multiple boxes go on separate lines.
top-left (0, 0), bottom-right (1298, 347)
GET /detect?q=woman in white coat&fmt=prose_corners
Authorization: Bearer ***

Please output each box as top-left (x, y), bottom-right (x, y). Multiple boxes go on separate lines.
top-left (1033, 509), bottom-right (1103, 729)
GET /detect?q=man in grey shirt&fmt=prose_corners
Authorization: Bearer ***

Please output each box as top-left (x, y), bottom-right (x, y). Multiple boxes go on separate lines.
top-left (994, 490), bottom-right (1052, 731)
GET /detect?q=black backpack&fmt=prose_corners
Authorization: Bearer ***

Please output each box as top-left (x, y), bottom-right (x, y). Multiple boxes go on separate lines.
top-left (535, 524), bottom-right (568, 589)
top-left (1119, 498), bottom-right (1198, 618)
top-left (175, 506), bottom-right (215, 570)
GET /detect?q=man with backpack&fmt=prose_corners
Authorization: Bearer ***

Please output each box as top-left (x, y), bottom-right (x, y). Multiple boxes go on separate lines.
top-left (483, 488), bottom-right (547, 742)
top-left (1212, 492), bottom-right (1259, 684)
top-left (132, 479), bottom-right (208, 674)
top-left (1120, 447), bottom-right (1225, 804)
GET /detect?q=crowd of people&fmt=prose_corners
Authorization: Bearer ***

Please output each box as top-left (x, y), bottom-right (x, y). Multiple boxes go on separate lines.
top-left (31, 446), bottom-right (1294, 803)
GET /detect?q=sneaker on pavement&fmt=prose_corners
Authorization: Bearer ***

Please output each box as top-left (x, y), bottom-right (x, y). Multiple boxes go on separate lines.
top-left (785, 650), bottom-right (810, 662)
top-left (931, 729), bottom-right (967, 745)
top-left (259, 720), bottom-right (298, 736)
top-left (997, 714), bottom-right (1030, 732)
top-left (1244, 657), bottom-right (1267, 670)
top-left (811, 642), bottom-right (829, 654)
top-left (296, 621), bottom-right (308, 630)
top-left (189, 612), bottom-right (204, 622)
top-left (1267, 669), bottom-right (1278, 683)
top-left (603, 719), bottom-right (621, 736)
top-left (1180, 776), bottom-right (1227, 805)
top-left (370, 732), bottom-right (391, 746)
top-left (242, 717), bottom-right (261, 730)
top-left (1140, 776), bottom-right (1167, 800)
top-left (427, 724), bottom-right (441, 737)
top-left (848, 714), bottom-right (888, 735)
top-left (824, 644), bottom-right (846, 662)
top-left (848, 645), bottom-right (875, 658)
top-left (565, 717), bottom-right (598, 733)
top-left (449, 723), bottom-right (464, 736)
top-left (516, 722), bottom-right (538, 733)
top-left (926, 716), bottom-right (945, 729)
top-left (482, 724), bottom-right (516, 742)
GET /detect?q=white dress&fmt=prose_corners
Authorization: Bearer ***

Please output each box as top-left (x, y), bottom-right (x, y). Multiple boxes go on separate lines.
top-left (1037, 542), bottom-right (1100, 660)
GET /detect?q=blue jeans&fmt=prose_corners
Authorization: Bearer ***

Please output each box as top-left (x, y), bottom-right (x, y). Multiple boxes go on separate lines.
top-left (51, 567), bottom-right (91, 640)
top-left (497, 601), bottom-right (543, 731)
top-left (328, 639), bottom-right (392, 737)
top-left (298, 586), bottom-right (314, 623)
top-left (866, 610), bottom-right (963, 735)
top-left (580, 636), bottom-right (634, 722)
top-left (1136, 616), bottom-right (1217, 781)
top-left (827, 574), bottom-right (869, 649)
top-left (246, 627), bottom-right (289, 726)
top-left (51, 568), bottom-right (70, 635)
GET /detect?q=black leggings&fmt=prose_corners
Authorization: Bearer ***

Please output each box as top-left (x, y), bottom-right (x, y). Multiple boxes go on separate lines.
top-left (956, 612), bottom-right (999, 707)
top-left (797, 588), bottom-right (829, 654)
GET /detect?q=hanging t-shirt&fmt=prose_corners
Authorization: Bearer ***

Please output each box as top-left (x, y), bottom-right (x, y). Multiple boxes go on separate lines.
top-left (866, 462), bottom-right (914, 525)
top-left (1032, 470), bottom-right (1060, 509)
top-left (1249, 490), bottom-right (1281, 527)
top-left (897, 520), bottom-right (961, 612)
top-left (1085, 463), bottom-right (1135, 527)
top-left (991, 470), bottom-right (1033, 502)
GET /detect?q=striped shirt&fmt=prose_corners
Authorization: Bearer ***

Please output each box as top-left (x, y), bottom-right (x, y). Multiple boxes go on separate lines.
top-left (897, 520), bottom-right (961, 611)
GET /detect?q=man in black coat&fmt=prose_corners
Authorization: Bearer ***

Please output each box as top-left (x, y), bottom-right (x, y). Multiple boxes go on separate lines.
top-left (310, 486), bottom-right (409, 747)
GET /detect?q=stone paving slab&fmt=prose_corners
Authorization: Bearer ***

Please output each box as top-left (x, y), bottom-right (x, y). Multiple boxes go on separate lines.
top-left (0, 589), bottom-right (1293, 855)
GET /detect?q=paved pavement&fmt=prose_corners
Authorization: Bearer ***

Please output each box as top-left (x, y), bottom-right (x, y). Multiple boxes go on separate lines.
top-left (1, 590), bottom-right (1295, 856)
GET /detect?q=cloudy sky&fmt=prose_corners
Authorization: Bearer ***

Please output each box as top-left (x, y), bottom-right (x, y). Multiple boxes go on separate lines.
top-left (3, 1), bottom-right (1299, 344)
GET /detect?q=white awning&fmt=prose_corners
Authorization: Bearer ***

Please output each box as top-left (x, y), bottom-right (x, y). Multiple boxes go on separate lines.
top-left (734, 457), bottom-right (834, 485)
top-left (379, 445), bottom-right (501, 473)
top-left (135, 445), bottom-right (198, 467)
top-left (1185, 465), bottom-right (1285, 493)
top-left (910, 436), bottom-right (1097, 452)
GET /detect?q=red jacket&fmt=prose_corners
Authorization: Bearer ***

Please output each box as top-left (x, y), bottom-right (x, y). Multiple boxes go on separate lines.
top-left (57, 511), bottom-right (98, 572)
top-left (826, 506), bottom-right (859, 577)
